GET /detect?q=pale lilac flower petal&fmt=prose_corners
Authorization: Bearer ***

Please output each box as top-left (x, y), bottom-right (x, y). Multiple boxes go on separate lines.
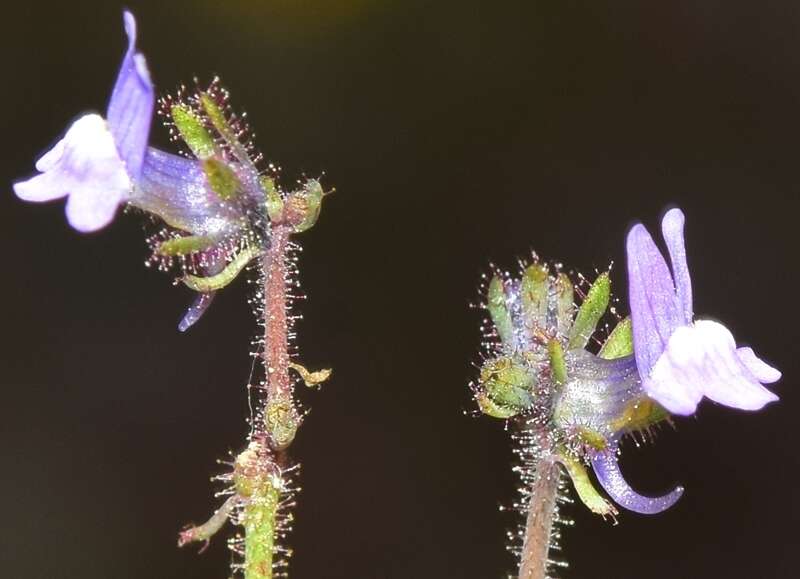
top-left (646, 320), bottom-right (779, 415)
top-left (106, 10), bottom-right (154, 179)
top-left (626, 223), bottom-right (683, 377)
top-left (736, 347), bottom-right (782, 384)
top-left (661, 208), bottom-right (693, 324)
top-left (14, 114), bottom-right (131, 232)
top-left (35, 138), bottom-right (67, 173)
top-left (591, 443), bottom-right (683, 514)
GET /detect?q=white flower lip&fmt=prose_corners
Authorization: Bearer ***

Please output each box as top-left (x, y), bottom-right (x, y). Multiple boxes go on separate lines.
top-left (14, 114), bottom-right (132, 232)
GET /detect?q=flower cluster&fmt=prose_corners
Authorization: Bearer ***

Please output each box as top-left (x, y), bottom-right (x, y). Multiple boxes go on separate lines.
top-left (14, 11), bottom-right (326, 331)
top-left (474, 207), bottom-right (781, 520)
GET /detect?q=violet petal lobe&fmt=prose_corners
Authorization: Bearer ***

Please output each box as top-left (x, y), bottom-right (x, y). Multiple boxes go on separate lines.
top-left (14, 114), bottom-right (131, 232)
top-left (626, 223), bottom-right (684, 378)
top-left (107, 10), bottom-right (154, 180)
top-left (646, 320), bottom-right (780, 414)
top-left (591, 443), bottom-right (683, 515)
top-left (661, 208), bottom-right (693, 324)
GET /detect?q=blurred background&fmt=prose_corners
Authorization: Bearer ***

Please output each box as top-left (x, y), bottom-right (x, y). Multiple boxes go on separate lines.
top-left (2, 1), bottom-right (798, 578)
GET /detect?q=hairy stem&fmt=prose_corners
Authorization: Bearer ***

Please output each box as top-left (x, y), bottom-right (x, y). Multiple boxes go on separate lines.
top-left (240, 222), bottom-right (294, 579)
top-left (518, 456), bottom-right (561, 579)
top-left (263, 224), bottom-right (292, 406)
top-left (244, 479), bottom-right (281, 579)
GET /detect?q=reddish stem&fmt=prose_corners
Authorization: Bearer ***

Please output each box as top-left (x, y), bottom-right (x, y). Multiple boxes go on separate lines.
top-left (518, 456), bottom-right (560, 579)
top-left (262, 224), bottom-right (292, 403)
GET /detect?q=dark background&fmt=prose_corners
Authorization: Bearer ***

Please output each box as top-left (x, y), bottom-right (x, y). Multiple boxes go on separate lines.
top-left (1, 1), bottom-right (798, 578)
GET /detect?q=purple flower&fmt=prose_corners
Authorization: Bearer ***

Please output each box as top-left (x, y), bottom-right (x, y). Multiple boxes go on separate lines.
top-left (13, 11), bottom-right (153, 232)
top-left (627, 208), bottom-right (781, 415)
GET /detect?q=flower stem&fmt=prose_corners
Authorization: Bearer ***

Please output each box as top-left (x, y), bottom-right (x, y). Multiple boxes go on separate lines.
top-left (518, 456), bottom-right (561, 579)
top-left (243, 475), bottom-right (281, 579)
top-left (238, 221), bottom-right (301, 579)
top-left (263, 224), bottom-right (292, 407)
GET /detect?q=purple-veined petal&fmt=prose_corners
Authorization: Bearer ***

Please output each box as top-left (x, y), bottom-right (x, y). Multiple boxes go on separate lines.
top-left (591, 443), bottom-right (683, 515)
top-left (736, 347), bottom-right (782, 384)
top-left (646, 320), bottom-right (779, 415)
top-left (14, 114), bottom-right (131, 232)
top-left (107, 10), bottom-right (154, 180)
top-left (661, 208), bottom-right (693, 325)
top-left (626, 223), bottom-right (684, 377)
top-left (131, 148), bottom-right (244, 236)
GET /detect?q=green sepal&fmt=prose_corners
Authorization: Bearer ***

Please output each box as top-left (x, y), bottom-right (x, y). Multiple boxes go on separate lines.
top-left (487, 276), bottom-right (514, 346)
top-left (476, 391), bottom-right (519, 419)
top-left (520, 263), bottom-right (549, 329)
top-left (575, 427), bottom-right (608, 450)
top-left (599, 317), bottom-right (633, 360)
top-left (199, 92), bottom-right (254, 167)
top-left (171, 104), bottom-right (215, 159)
top-left (157, 235), bottom-right (216, 256)
top-left (558, 450), bottom-right (618, 517)
top-left (611, 396), bottom-right (670, 433)
top-left (478, 356), bottom-right (534, 413)
top-left (202, 158), bottom-right (241, 201)
top-left (261, 176), bottom-right (283, 221)
top-left (182, 245), bottom-right (261, 292)
top-left (568, 272), bottom-right (610, 350)
top-left (555, 273), bottom-right (575, 336)
top-left (199, 93), bottom-right (232, 140)
top-left (547, 339), bottom-right (568, 385)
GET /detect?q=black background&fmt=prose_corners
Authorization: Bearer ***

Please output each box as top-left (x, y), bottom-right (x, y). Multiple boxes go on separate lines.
top-left (2, 1), bottom-right (798, 578)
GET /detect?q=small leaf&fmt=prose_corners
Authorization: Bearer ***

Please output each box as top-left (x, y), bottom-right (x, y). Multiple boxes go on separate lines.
top-left (289, 362), bottom-right (332, 387)
top-left (568, 272), bottom-right (610, 350)
top-left (520, 263), bottom-right (549, 329)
